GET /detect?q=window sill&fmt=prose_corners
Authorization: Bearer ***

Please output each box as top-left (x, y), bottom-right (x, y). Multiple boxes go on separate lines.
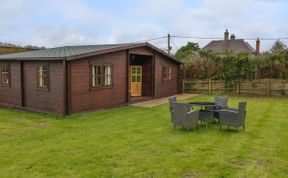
top-left (37, 87), bottom-right (50, 92)
top-left (1, 84), bottom-right (10, 88)
top-left (90, 85), bottom-right (113, 90)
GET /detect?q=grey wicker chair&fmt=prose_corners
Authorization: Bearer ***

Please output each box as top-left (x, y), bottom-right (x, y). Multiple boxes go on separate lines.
top-left (170, 102), bottom-right (199, 130)
top-left (205, 96), bottom-right (229, 120)
top-left (205, 96), bottom-right (229, 111)
top-left (168, 96), bottom-right (177, 122)
top-left (219, 101), bottom-right (247, 131)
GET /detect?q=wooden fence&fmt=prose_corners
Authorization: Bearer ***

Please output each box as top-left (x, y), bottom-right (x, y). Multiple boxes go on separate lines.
top-left (182, 79), bottom-right (288, 96)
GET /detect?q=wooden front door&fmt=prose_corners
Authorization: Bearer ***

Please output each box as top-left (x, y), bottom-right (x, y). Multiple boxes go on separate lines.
top-left (130, 66), bottom-right (142, 96)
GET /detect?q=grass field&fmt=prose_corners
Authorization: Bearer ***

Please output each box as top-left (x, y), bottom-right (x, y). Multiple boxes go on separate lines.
top-left (0, 47), bottom-right (36, 55)
top-left (0, 95), bottom-right (288, 177)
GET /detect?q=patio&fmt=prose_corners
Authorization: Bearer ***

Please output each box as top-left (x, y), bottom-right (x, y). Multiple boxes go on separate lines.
top-left (131, 93), bottom-right (200, 108)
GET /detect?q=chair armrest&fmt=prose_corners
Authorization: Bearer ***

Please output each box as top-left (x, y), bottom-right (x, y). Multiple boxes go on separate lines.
top-left (226, 108), bottom-right (238, 112)
top-left (219, 110), bottom-right (238, 123)
top-left (219, 110), bottom-right (238, 114)
top-left (186, 110), bottom-right (199, 121)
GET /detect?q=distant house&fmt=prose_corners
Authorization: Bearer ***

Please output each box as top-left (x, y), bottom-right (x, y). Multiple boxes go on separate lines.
top-left (0, 43), bottom-right (182, 115)
top-left (202, 29), bottom-right (260, 55)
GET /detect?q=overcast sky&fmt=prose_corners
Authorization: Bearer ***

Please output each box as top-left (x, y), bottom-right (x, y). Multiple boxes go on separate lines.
top-left (1, 0), bottom-right (288, 52)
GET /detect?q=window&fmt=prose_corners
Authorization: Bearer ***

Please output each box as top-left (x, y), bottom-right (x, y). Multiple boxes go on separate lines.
top-left (92, 65), bottom-right (102, 87)
top-left (91, 64), bottom-right (112, 88)
top-left (37, 63), bottom-right (49, 89)
top-left (1, 63), bottom-right (10, 87)
top-left (162, 66), bottom-right (172, 80)
top-left (131, 66), bottom-right (142, 83)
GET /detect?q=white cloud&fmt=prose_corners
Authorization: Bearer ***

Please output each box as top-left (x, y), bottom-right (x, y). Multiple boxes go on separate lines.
top-left (0, 0), bottom-right (287, 52)
top-left (0, 0), bottom-right (26, 15)
top-left (134, 0), bottom-right (288, 52)
top-left (32, 26), bottom-right (96, 47)
top-left (130, 0), bottom-right (184, 18)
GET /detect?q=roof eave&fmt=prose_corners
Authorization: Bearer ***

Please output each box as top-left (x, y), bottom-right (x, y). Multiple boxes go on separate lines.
top-left (0, 42), bottom-right (183, 64)
top-left (66, 42), bottom-right (183, 64)
top-left (0, 57), bottom-right (64, 61)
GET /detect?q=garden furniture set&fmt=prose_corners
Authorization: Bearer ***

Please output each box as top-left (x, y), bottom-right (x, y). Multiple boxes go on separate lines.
top-left (168, 96), bottom-right (247, 131)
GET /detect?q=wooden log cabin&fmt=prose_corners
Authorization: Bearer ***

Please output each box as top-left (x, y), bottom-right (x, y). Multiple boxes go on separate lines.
top-left (0, 43), bottom-right (182, 115)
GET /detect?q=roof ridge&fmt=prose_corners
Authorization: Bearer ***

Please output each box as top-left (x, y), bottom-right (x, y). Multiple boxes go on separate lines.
top-left (202, 39), bottom-right (255, 53)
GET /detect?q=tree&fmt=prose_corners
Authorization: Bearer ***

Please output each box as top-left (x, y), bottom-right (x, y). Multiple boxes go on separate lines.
top-left (270, 40), bottom-right (287, 53)
top-left (175, 42), bottom-right (200, 60)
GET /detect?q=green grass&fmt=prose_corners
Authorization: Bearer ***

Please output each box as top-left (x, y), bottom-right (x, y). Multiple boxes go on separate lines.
top-left (0, 47), bottom-right (36, 55)
top-left (0, 95), bottom-right (288, 177)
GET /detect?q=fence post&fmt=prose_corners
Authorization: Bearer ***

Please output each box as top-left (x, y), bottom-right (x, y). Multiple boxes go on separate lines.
top-left (236, 81), bottom-right (240, 95)
top-left (266, 79), bottom-right (270, 96)
top-left (182, 79), bottom-right (185, 93)
top-left (208, 78), bottom-right (212, 94)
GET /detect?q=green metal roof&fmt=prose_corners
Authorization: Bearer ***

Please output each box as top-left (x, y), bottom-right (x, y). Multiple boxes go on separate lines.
top-left (0, 43), bottom-right (130, 59)
top-left (0, 43), bottom-right (182, 64)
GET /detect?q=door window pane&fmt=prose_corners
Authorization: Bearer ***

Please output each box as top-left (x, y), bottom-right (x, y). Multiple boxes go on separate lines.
top-left (132, 76), bottom-right (136, 82)
top-left (137, 75), bottom-right (141, 82)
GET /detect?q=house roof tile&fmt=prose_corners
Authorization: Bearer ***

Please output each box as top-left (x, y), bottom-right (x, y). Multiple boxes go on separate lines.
top-left (202, 39), bottom-right (255, 53)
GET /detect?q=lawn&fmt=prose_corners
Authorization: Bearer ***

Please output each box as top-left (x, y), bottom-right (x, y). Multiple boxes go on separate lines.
top-left (0, 95), bottom-right (288, 177)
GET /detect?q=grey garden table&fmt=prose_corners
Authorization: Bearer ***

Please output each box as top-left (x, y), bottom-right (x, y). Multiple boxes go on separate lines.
top-left (188, 101), bottom-right (215, 110)
top-left (188, 101), bottom-right (216, 128)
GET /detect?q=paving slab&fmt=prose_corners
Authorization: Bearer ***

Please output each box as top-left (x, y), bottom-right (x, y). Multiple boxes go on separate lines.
top-left (131, 94), bottom-right (201, 108)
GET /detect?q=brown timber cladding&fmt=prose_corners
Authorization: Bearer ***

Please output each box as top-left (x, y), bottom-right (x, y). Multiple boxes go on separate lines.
top-left (0, 45), bottom-right (180, 115)
top-left (155, 53), bottom-right (179, 98)
top-left (0, 61), bottom-right (64, 115)
top-left (70, 47), bottom-right (179, 114)
top-left (70, 50), bottom-right (128, 114)
top-left (23, 61), bottom-right (64, 115)
top-left (0, 61), bottom-right (22, 106)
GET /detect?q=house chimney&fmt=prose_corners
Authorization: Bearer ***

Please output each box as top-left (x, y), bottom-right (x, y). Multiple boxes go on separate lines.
top-left (256, 38), bottom-right (260, 55)
top-left (230, 34), bottom-right (236, 40)
top-left (224, 29), bottom-right (229, 41)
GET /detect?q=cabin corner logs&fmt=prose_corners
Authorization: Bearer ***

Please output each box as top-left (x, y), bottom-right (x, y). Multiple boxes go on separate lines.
top-left (182, 79), bottom-right (288, 96)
